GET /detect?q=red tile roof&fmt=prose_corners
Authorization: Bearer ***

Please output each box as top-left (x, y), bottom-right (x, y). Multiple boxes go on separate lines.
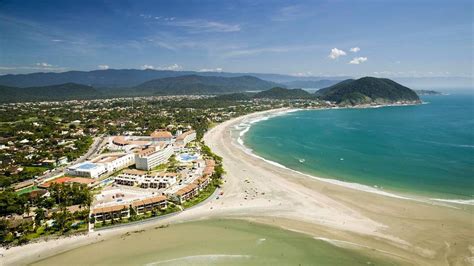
top-left (150, 130), bottom-right (173, 139)
top-left (176, 130), bottom-right (196, 141)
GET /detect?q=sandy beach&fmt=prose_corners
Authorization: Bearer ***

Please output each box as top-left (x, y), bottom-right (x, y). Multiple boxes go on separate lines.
top-left (2, 108), bottom-right (473, 265)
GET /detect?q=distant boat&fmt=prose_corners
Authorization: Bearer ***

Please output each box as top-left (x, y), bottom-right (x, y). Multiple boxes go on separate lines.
top-left (340, 158), bottom-right (344, 161)
top-left (299, 159), bottom-right (305, 163)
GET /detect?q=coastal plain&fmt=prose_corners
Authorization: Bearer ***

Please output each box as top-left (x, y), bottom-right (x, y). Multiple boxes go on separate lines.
top-left (2, 109), bottom-right (473, 266)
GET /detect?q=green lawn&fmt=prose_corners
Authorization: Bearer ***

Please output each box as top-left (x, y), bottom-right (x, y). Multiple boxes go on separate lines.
top-left (151, 163), bottom-right (168, 172)
top-left (16, 185), bottom-right (40, 195)
top-left (23, 166), bottom-right (49, 173)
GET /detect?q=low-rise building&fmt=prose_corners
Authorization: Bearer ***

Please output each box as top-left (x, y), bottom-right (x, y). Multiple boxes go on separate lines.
top-left (39, 176), bottom-right (97, 188)
top-left (92, 153), bottom-right (135, 173)
top-left (91, 195), bottom-right (167, 222)
top-left (150, 130), bottom-right (173, 143)
top-left (172, 183), bottom-right (199, 204)
top-left (66, 162), bottom-right (107, 178)
top-left (57, 156), bottom-right (68, 166)
top-left (131, 195), bottom-right (167, 214)
top-left (114, 170), bottom-right (178, 189)
top-left (175, 130), bottom-right (196, 147)
top-left (193, 175), bottom-right (211, 191)
top-left (91, 204), bottom-right (129, 222)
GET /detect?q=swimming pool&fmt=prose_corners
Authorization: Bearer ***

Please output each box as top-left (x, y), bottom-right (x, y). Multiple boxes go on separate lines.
top-left (77, 162), bottom-right (99, 170)
top-left (178, 153), bottom-right (198, 162)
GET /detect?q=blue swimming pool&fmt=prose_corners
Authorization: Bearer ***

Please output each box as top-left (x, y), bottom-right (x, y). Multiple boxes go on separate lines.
top-left (77, 162), bottom-right (98, 170)
top-left (178, 153), bottom-right (198, 162)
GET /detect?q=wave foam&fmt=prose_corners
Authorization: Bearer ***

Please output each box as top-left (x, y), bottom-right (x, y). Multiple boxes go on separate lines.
top-left (232, 109), bottom-right (473, 207)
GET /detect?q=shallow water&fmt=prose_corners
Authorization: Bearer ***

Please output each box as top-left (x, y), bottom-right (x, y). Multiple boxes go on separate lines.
top-left (244, 94), bottom-right (474, 200)
top-left (31, 219), bottom-right (395, 265)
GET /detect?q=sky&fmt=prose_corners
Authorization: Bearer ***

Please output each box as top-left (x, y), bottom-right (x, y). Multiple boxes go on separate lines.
top-left (0, 0), bottom-right (472, 78)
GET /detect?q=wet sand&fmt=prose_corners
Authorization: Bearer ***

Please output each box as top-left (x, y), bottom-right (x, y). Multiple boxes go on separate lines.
top-left (30, 219), bottom-right (395, 266)
top-left (2, 108), bottom-right (473, 265)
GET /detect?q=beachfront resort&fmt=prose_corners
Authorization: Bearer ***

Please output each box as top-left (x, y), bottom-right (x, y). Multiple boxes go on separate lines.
top-left (3, 126), bottom-right (219, 235)
top-left (67, 129), bottom-right (218, 226)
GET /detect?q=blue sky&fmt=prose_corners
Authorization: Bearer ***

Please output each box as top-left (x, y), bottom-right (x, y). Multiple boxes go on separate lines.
top-left (0, 0), bottom-right (472, 77)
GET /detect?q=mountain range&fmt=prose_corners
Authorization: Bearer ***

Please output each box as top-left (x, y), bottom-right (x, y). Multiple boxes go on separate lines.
top-left (0, 72), bottom-right (422, 105)
top-left (0, 69), bottom-right (347, 88)
top-left (0, 75), bottom-right (279, 103)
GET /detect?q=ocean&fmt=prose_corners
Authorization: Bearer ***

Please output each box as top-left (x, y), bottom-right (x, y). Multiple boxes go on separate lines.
top-left (243, 94), bottom-right (474, 202)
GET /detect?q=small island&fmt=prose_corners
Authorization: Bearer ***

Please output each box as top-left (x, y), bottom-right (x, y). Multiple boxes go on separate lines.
top-left (414, 89), bottom-right (444, 96)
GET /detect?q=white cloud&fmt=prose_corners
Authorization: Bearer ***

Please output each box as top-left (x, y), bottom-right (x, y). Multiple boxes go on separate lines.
top-left (198, 67), bottom-right (223, 72)
top-left (141, 64), bottom-right (154, 70)
top-left (36, 62), bottom-right (53, 67)
top-left (328, 48), bottom-right (346, 59)
top-left (140, 14), bottom-right (240, 33)
top-left (98, 65), bottom-right (109, 70)
top-left (169, 19), bottom-right (240, 32)
top-left (0, 65), bottom-right (66, 72)
top-left (141, 64), bottom-right (182, 71)
top-left (291, 71), bottom-right (314, 77)
top-left (157, 64), bottom-right (182, 71)
top-left (350, 47), bottom-right (360, 53)
top-left (349, 57), bottom-right (368, 64)
top-left (224, 44), bottom-right (321, 58)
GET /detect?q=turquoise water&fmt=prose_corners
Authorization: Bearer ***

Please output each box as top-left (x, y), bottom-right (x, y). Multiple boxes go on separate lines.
top-left (245, 94), bottom-right (474, 200)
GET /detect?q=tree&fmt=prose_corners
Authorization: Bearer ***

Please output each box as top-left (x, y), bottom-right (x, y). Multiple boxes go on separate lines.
top-left (0, 219), bottom-right (9, 242)
top-left (34, 208), bottom-right (46, 226)
top-left (129, 206), bottom-right (137, 221)
top-left (0, 189), bottom-right (26, 216)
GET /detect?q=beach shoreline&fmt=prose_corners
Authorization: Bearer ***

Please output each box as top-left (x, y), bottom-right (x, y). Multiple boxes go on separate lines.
top-left (2, 107), bottom-right (473, 266)
top-left (235, 107), bottom-right (474, 205)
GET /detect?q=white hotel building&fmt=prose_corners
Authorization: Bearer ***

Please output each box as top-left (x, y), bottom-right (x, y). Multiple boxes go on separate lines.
top-left (66, 162), bottom-right (107, 178)
top-left (135, 144), bottom-right (174, 171)
top-left (67, 153), bottom-right (135, 178)
top-left (174, 130), bottom-right (196, 148)
top-left (92, 153), bottom-right (135, 173)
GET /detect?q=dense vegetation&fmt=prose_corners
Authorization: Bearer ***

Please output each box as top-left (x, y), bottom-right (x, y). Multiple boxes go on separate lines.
top-left (0, 83), bottom-right (101, 103)
top-left (135, 75), bottom-right (279, 95)
top-left (0, 75), bottom-right (280, 103)
top-left (414, 89), bottom-right (442, 95)
top-left (0, 183), bottom-right (92, 245)
top-left (316, 77), bottom-right (420, 105)
top-left (283, 79), bottom-right (341, 89)
top-left (253, 87), bottom-right (313, 99)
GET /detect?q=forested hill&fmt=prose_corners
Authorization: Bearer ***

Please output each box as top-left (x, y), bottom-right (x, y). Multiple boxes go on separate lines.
top-left (316, 77), bottom-right (420, 105)
top-left (134, 75), bottom-right (279, 95)
top-left (253, 87), bottom-right (313, 99)
top-left (0, 83), bottom-right (101, 103)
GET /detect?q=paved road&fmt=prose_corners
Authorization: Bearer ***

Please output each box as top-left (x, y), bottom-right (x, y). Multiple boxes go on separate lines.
top-left (36, 136), bottom-right (106, 182)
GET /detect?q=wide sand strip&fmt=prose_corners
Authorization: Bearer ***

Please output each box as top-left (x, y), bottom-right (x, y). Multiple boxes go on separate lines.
top-left (201, 108), bottom-right (473, 265)
top-left (2, 108), bottom-right (473, 265)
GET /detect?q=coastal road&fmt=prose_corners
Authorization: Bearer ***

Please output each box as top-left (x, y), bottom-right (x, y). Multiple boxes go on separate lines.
top-left (36, 136), bottom-right (106, 182)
